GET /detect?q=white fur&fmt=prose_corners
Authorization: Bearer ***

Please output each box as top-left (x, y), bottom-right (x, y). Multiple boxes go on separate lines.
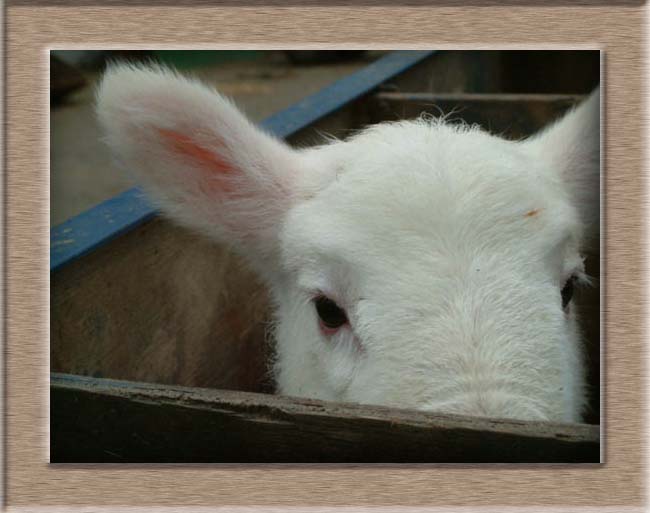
top-left (97, 64), bottom-right (599, 422)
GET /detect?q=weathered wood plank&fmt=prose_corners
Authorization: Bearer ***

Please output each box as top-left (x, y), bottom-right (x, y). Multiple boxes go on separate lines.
top-left (371, 92), bottom-right (586, 139)
top-left (51, 374), bottom-right (600, 463)
top-left (51, 218), bottom-right (273, 393)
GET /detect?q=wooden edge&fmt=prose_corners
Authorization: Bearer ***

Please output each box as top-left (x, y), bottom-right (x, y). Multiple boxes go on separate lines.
top-left (369, 91), bottom-right (588, 140)
top-left (51, 373), bottom-right (600, 463)
top-left (51, 373), bottom-right (599, 439)
top-left (374, 92), bottom-right (587, 103)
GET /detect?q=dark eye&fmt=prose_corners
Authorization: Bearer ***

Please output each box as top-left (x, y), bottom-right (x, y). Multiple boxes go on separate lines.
top-left (314, 296), bottom-right (348, 331)
top-left (561, 276), bottom-right (577, 310)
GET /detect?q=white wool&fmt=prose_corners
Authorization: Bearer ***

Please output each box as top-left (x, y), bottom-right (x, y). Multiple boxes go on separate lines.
top-left (97, 64), bottom-right (599, 422)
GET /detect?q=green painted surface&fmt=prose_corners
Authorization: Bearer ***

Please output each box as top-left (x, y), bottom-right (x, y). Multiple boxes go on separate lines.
top-left (153, 50), bottom-right (263, 69)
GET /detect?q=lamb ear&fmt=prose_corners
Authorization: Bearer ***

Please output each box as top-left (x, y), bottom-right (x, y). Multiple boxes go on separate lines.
top-left (96, 64), bottom-right (304, 271)
top-left (526, 87), bottom-right (600, 242)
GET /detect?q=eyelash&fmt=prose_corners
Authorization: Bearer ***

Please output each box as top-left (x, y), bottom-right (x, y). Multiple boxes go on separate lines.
top-left (561, 268), bottom-right (590, 311)
top-left (313, 295), bottom-right (349, 334)
top-left (561, 275), bottom-right (577, 310)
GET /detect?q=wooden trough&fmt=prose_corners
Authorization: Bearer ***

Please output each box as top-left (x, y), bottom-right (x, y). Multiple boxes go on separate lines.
top-left (51, 50), bottom-right (601, 463)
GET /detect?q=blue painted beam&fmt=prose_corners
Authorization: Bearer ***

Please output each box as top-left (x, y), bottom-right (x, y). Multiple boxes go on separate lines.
top-left (51, 188), bottom-right (156, 272)
top-left (51, 50), bottom-right (436, 272)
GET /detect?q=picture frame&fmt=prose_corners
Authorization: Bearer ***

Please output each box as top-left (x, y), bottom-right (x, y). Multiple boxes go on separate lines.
top-left (5, 1), bottom-right (647, 511)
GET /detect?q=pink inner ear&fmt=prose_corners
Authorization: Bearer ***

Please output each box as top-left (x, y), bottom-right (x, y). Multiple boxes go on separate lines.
top-left (157, 128), bottom-right (236, 177)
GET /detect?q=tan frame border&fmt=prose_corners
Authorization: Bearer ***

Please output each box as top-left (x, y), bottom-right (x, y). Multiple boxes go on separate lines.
top-left (5, 2), bottom-right (647, 511)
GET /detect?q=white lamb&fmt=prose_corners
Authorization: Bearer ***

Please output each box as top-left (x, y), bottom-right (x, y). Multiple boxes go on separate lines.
top-left (97, 64), bottom-right (599, 423)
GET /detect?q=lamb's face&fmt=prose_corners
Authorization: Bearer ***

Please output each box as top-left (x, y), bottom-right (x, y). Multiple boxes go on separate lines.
top-left (97, 65), bottom-right (598, 423)
top-left (275, 123), bottom-right (587, 422)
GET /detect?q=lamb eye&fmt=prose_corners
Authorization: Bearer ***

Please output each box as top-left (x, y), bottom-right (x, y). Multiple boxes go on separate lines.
top-left (314, 296), bottom-right (348, 330)
top-left (561, 276), bottom-right (577, 310)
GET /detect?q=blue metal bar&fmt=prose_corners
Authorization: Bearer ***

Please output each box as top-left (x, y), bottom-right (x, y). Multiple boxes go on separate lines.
top-left (259, 50), bottom-right (435, 138)
top-left (51, 188), bottom-right (156, 271)
top-left (51, 50), bottom-right (436, 272)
